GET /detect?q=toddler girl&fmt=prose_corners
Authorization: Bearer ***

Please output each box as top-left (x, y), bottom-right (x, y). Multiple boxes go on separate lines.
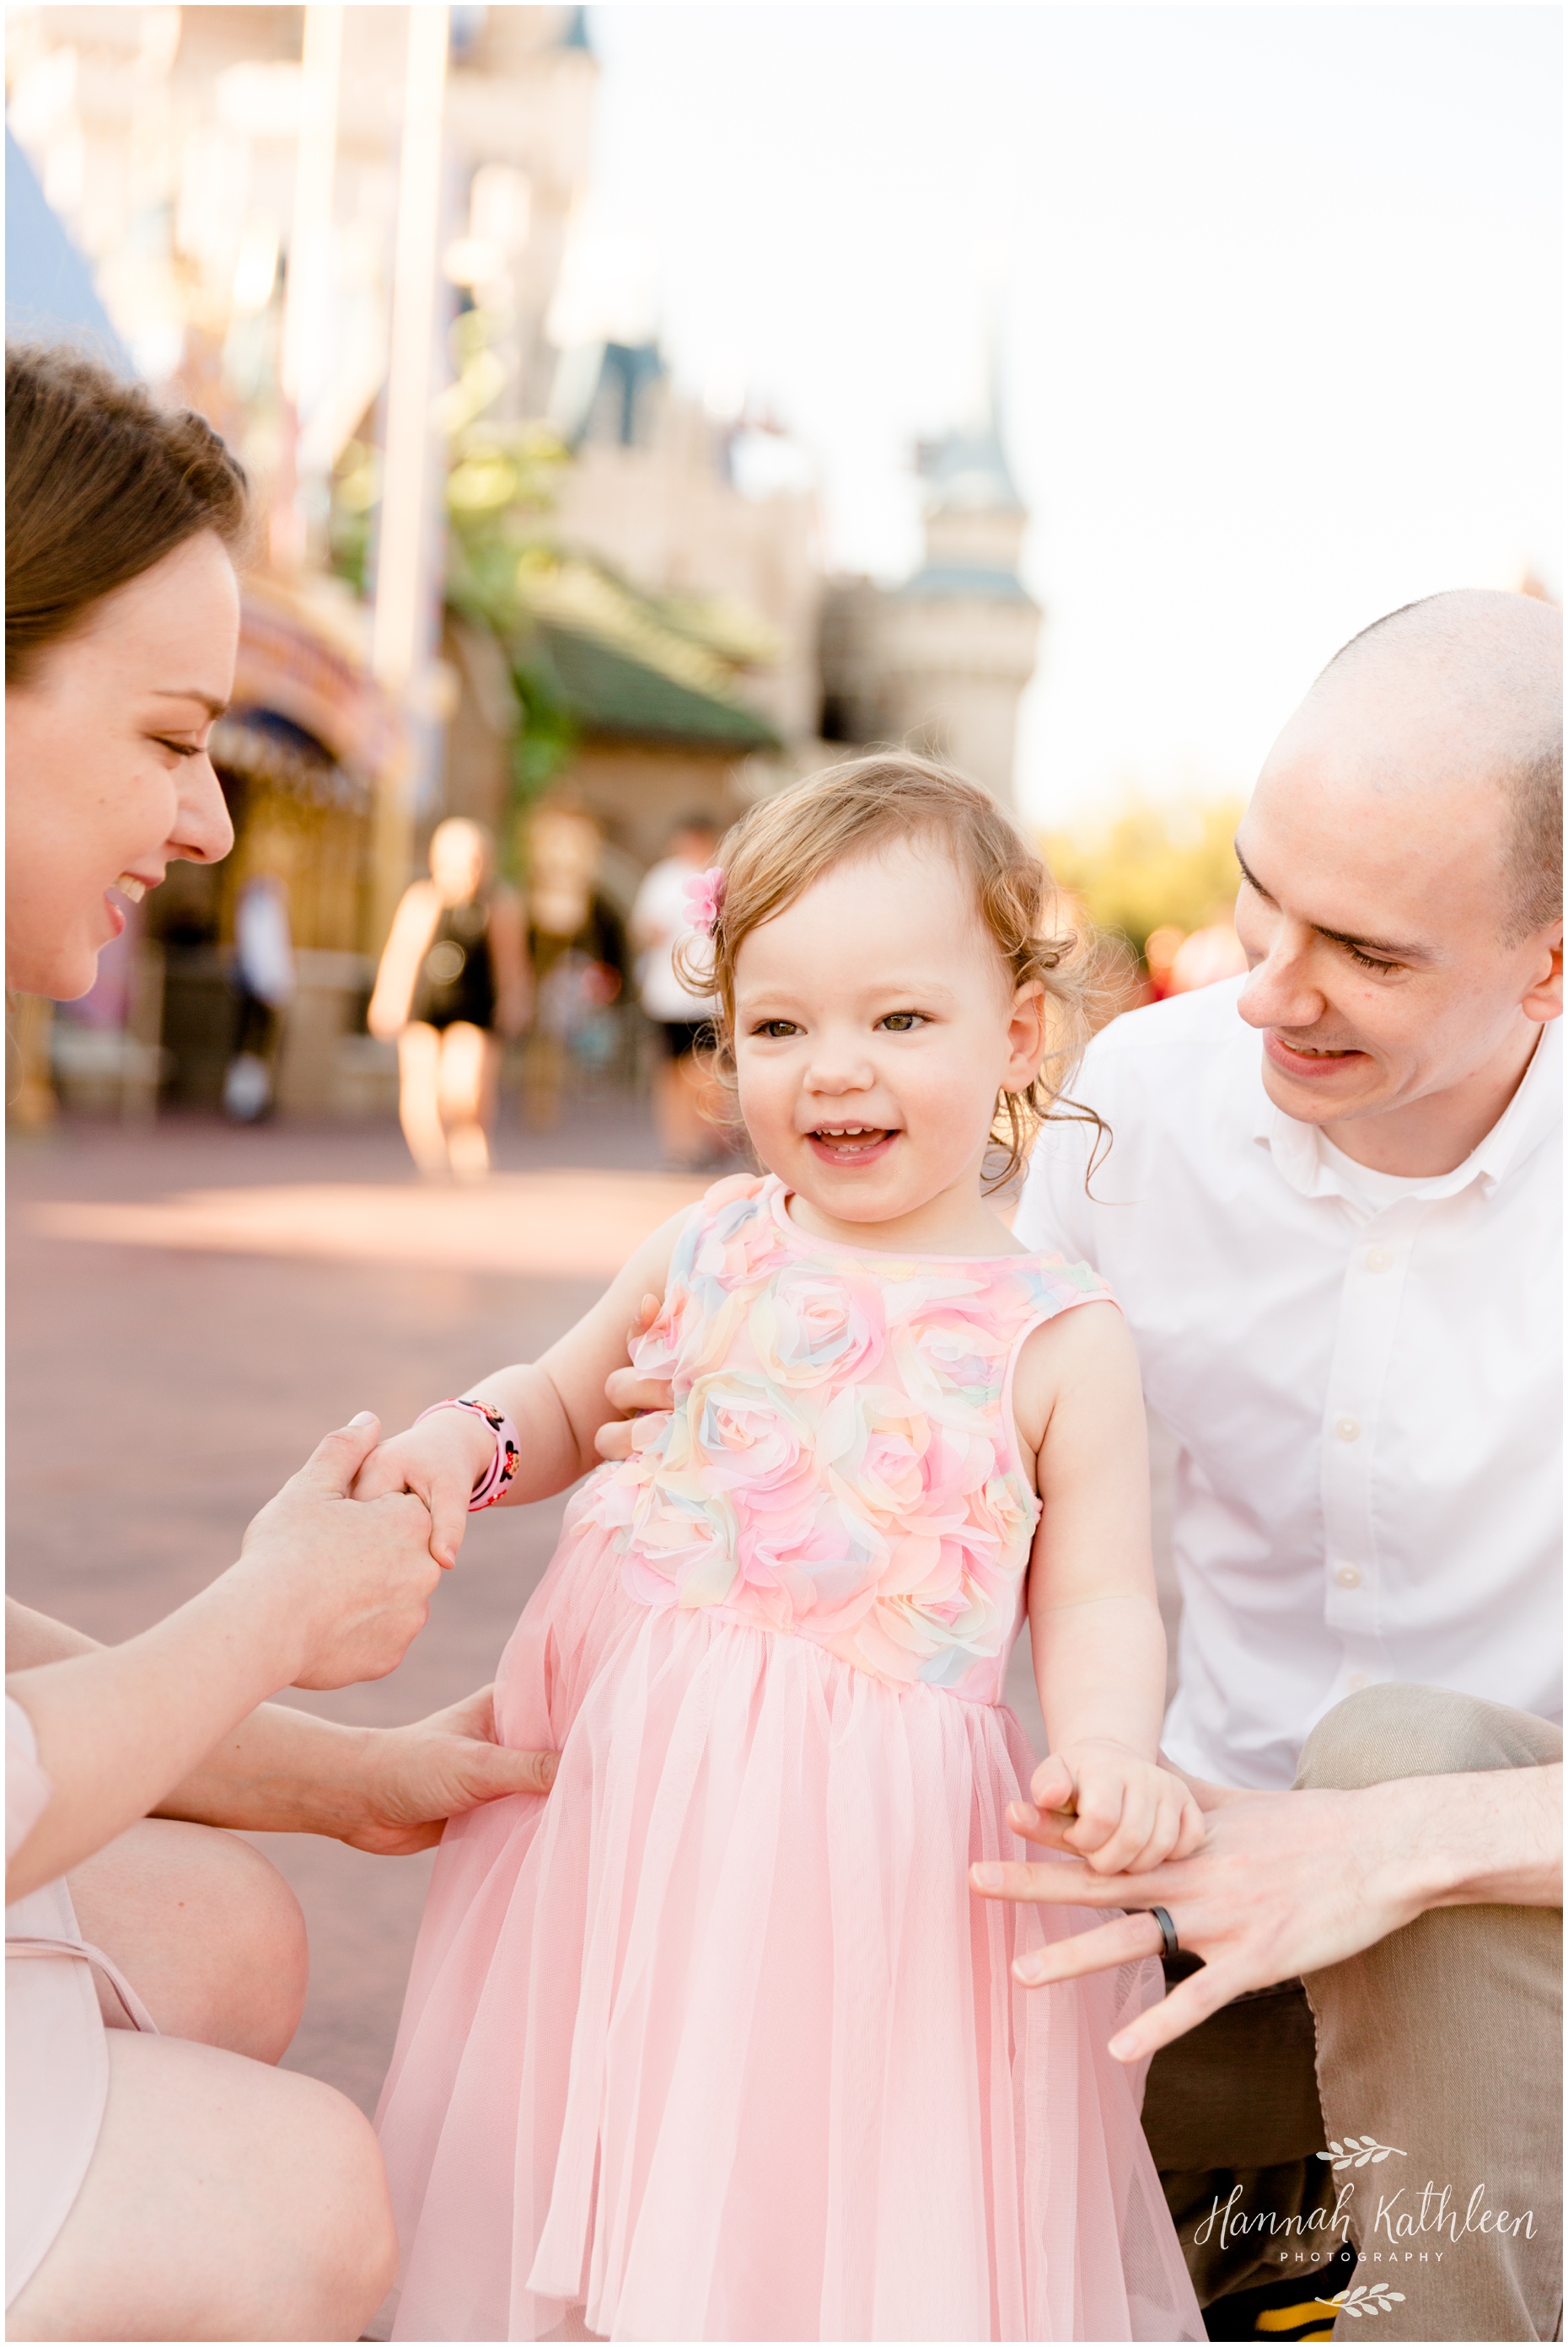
top-left (364, 758), bottom-right (1205, 2342)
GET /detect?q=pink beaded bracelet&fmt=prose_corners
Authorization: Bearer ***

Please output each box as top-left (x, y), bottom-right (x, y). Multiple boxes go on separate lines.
top-left (414, 1398), bottom-right (522, 1511)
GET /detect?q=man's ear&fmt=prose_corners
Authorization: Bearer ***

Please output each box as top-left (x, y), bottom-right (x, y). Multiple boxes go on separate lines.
top-left (1520, 925), bottom-right (1563, 1026)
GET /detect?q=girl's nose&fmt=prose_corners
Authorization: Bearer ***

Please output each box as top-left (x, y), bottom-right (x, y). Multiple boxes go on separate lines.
top-left (170, 752), bottom-right (236, 867)
top-left (803, 1042), bottom-right (876, 1096)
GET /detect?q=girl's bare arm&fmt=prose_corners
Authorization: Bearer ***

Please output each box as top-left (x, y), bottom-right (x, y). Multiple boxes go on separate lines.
top-left (352, 1211), bottom-right (689, 1565)
top-left (1011, 1305), bottom-right (1200, 1873)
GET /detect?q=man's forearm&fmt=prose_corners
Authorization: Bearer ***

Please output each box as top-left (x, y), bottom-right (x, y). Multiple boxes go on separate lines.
top-left (1393, 1759), bottom-right (1563, 1910)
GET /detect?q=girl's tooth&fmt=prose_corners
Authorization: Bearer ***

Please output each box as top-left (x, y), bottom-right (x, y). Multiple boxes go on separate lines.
top-left (113, 873), bottom-right (148, 902)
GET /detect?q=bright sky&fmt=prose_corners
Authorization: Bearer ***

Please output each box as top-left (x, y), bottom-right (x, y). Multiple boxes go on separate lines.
top-left (584, 3), bottom-right (1561, 829)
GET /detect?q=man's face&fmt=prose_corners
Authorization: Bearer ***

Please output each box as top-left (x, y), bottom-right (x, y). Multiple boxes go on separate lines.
top-left (1233, 700), bottom-right (1561, 1132)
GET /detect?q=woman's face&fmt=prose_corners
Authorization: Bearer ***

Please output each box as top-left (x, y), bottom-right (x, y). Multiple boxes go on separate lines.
top-left (5, 530), bottom-right (239, 1000)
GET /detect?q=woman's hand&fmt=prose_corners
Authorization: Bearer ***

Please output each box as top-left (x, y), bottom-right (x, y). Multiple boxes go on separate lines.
top-left (334, 1686), bottom-right (557, 1854)
top-left (352, 1410), bottom-right (497, 1571)
top-left (1021, 1738), bottom-right (1205, 1875)
top-left (233, 1415), bottom-right (444, 1689)
top-left (8, 1415), bottom-right (445, 1900)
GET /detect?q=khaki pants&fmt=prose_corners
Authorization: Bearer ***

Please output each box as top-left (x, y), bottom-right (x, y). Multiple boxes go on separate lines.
top-left (1143, 1684), bottom-right (1562, 2343)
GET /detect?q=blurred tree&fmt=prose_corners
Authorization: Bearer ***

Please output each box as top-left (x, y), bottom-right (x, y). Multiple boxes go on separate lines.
top-left (1041, 793), bottom-right (1246, 963)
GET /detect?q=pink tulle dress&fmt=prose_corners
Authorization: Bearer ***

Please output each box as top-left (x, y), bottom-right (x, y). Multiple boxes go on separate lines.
top-left (377, 1176), bottom-right (1203, 2343)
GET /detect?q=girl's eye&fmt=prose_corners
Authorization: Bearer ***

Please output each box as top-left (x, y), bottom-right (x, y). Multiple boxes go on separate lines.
top-left (153, 738), bottom-right (202, 760)
top-left (878, 1011), bottom-right (925, 1033)
top-left (752, 1019), bottom-right (799, 1039)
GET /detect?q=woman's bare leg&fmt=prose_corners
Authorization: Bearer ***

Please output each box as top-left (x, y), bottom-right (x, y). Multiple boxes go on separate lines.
top-left (67, 1818), bottom-right (307, 2062)
top-left (395, 1023), bottom-right (449, 1176)
top-left (7, 2032), bottom-right (396, 2342)
top-left (436, 1022), bottom-right (496, 1179)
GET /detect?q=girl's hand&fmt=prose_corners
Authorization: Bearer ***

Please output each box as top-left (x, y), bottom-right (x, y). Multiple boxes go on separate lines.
top-left (352, 1410), bottom-right (497, 1570)
top-left (1020, 1739), bottom-right (1204, 1875)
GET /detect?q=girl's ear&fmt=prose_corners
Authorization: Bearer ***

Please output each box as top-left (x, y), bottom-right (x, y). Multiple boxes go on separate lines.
top-left (1001, 977), bottom-right (1049, 1093)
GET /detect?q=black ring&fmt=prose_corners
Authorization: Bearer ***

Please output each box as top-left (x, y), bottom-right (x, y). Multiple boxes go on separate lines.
top-left (1148, 1905), bottom-right (1179, 1962)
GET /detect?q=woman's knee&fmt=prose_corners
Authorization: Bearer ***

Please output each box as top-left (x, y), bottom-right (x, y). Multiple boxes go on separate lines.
top-left (68, 1820), bottom-right (308, 2062)
top-left (8, 2033), bottom-right (396, 2343)
top-left (1297, 1682), bottom-right (1564, 1794)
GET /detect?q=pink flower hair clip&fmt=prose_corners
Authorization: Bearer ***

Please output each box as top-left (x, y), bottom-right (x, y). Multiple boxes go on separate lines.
top-left (682, 865), bottom-right (726, 934)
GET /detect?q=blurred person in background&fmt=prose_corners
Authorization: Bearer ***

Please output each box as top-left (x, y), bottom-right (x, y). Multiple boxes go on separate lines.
top-left (368, 816), bottom-right (529, 1180)
top-left (223, 830), bottom-right (297, 1121)
top-left (5, 345), bottom-right (557, 2343)
top-left (631, 812), bottom-right (729, 1169)
top-left (522, 798), bottom-right (627, 1130)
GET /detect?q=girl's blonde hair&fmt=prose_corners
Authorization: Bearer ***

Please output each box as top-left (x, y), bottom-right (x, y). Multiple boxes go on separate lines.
top-left (679, 752), bottom-right (1110, 1190)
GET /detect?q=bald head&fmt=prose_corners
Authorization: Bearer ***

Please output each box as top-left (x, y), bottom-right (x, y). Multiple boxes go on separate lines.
top-left (1300, 588), bottom-right (1562, 944)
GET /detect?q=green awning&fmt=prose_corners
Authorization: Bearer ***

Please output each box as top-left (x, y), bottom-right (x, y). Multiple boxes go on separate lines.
top-left (525, 620), bottom-right (780, 752)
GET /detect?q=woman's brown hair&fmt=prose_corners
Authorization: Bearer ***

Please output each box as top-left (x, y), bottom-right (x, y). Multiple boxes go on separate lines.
top-left (5, 343), bottom-right (249, 685)
top-left (678, 752), bottom-right (1113, 1190)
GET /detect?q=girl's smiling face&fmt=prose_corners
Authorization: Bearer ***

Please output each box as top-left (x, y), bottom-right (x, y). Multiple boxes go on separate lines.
top-left (732, 839), bottom-right (1048, 1252)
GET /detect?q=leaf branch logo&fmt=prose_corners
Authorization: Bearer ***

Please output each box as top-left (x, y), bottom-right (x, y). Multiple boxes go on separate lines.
top-left (1317, 2135), bottom-right (1407, 2171)
top-left (1319, 2281), bottom-right (1407, 2318)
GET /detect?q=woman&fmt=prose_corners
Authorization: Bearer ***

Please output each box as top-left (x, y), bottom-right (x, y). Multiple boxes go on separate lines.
top-left (368, 817), bottom-right (529, 1179)
top-left (5, 345), bottom-right (556, 2342)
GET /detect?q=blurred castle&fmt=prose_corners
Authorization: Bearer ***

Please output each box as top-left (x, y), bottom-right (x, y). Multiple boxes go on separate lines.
top-left (819, 392), bottom-right (1041, 807)
top-left (7, 3), bottom-right (1039, 1119)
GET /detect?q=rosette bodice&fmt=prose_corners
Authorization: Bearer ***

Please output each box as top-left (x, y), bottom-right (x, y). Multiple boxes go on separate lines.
top-left (576, 1174), bottom-right (1115, 1704)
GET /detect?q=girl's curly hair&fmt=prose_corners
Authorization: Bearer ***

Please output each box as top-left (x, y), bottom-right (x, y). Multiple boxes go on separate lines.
top-left (676, 751), bottom-right (1113, 1190)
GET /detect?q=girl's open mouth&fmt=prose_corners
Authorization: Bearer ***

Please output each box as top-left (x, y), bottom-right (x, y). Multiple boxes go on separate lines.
top-left (806, 1125), bottom-right (899, 1168)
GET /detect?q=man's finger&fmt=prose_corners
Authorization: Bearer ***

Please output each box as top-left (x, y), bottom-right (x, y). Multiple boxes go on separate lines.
top-left (1009, 1909), bottom-right (1164, 1989)
top-left (971, 1854), bottom-right (1169, 1907)
top-left (604, 1367), bottom-right (674, 1415)
top-left (1108, 1960), bottom-right (1239, 2064)
top-left (292, 1412), bottom-right (381, 1498)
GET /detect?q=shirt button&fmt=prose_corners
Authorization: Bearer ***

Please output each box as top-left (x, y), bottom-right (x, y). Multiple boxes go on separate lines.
top-left (1334, 1415), bottom-right (1361, 1443)
top-left (1335, 1566), bottom-right (1362, 1587)
top-left (1347, 1673), bottom-right (1370, 1692)
top-left (1366, 1246), bottom-right (1392, 1273)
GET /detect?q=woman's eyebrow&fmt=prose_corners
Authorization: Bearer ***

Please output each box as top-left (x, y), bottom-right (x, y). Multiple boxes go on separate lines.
top-left (148, 688), bottom-right (228, 717)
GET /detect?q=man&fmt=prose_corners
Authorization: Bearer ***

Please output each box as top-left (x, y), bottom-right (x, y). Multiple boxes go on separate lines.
top-left (976, 588), bottom-right (1561, 2342)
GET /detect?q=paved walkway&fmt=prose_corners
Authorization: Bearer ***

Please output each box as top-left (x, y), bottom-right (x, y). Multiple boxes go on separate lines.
top-left (8, 1099), bottom-right (1173, 2119)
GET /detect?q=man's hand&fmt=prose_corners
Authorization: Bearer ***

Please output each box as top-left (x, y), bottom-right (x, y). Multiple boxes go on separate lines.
top-left (971, 1778), bottom-right (1434, 2065)
top-left (335, 1684), bottom-right (557, 1855)
top-left (594, 1292), bottom-right (673, 1463)
top-left (1029, 1738), bottom-right (1205, 1874)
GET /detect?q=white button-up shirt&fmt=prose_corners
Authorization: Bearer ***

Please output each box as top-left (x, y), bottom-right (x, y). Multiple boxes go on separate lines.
top-left (1015, 978), bottom-right (1562, 1790)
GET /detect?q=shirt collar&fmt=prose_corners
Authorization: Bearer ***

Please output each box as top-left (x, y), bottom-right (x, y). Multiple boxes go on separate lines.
top-left (1248, 1018), bottom-right (1561, 1206)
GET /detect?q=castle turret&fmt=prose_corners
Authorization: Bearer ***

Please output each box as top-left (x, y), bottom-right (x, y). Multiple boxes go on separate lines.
top-left (819, 373), bottom-right (1040, 806)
